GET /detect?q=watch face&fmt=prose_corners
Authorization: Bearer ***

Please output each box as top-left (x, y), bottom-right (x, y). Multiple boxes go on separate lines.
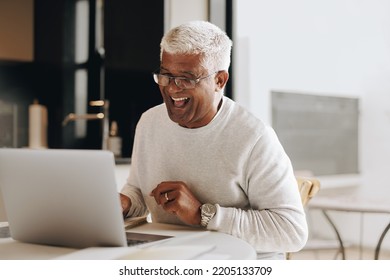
top-left (202, 204), bottom-right (216, 216)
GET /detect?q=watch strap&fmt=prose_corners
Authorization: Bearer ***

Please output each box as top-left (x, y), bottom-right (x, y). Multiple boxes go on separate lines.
top-left (200, 203), bottom-right (216, 227)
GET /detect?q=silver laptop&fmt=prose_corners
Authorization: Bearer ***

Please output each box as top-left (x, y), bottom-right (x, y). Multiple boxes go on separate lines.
top-left (0, 148), bottom-right (129, 248)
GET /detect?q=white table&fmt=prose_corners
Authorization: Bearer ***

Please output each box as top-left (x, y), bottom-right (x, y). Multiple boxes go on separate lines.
top-left (308, 193), bottom-right (390, 260)
top-left (0, 222), bottom-right (256, 260)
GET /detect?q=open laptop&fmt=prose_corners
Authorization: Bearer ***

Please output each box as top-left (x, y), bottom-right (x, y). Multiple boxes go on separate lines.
top-left (0, 148), bottom-right (170, 249)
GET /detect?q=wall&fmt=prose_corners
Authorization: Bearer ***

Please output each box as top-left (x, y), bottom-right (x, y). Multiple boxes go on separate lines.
top-left (164, 0), bottom-right (209, 31)
top-left (233, 0), bottom-right (390, 251)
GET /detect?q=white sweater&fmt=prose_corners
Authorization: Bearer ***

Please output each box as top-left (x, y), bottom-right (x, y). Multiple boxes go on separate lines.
top-left (121, 96), bottom-right (308, 259)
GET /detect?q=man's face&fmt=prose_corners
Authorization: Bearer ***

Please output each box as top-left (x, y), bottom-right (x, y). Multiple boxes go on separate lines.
top-left (158, 52), bottom-right (222, 128)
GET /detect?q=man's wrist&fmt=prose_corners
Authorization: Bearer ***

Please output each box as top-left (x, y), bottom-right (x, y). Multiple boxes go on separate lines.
top-left (200, 203), bottom-right (217, 227)
top-left (120, 193), bottom-right (131, 218)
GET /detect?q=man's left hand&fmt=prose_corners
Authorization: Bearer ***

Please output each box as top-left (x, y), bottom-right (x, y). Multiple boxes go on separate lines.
top-left (150, 181), bottom-right (202, 225)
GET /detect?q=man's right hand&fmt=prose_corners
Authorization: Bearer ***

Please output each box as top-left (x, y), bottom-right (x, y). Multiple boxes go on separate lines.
top-left (119, 193), bottom-right (131, 218)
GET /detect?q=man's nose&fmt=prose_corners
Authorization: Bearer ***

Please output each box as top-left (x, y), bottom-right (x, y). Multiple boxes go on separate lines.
top-left (166, 79), bottom-right (183, 93)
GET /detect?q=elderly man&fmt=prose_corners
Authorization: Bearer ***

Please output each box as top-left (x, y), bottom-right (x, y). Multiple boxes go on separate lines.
top-left (120, 21), bottom-right (307, 259)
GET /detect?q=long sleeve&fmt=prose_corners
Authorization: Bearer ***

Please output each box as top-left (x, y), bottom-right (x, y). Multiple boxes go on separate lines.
top-left (207, 126), bottom-right (308, 255)
top-left (120, 97), bottom-right (308, 259)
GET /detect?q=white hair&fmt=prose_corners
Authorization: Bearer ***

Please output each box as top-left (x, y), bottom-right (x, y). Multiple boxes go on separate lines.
top-left (160, 21), bottom-right (232, 72)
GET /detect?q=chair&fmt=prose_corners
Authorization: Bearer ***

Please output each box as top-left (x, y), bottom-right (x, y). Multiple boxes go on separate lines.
top-left (296, 176), bottom-right (320, 206)
top-left (286, 176), bottom-right (321, 259)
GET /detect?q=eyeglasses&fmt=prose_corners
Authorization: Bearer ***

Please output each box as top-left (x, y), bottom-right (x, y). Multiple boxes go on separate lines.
top-left (153, 71), bottom-right (217, 90)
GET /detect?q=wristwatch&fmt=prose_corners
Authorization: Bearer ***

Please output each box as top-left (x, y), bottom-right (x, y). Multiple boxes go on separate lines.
top-left (200, 203), bottom-right (217, 227)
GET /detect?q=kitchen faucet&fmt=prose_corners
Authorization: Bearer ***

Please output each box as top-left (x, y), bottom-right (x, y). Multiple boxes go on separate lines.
top-left (62, 100), bottom-right (109, 150)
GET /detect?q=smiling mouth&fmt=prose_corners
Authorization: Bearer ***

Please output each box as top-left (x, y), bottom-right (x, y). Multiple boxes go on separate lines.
top-left (171, 96), bottom-right (190, 108)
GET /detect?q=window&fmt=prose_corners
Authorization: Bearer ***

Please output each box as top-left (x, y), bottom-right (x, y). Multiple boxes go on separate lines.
top-left (272, 91), bottom-right (359, 176)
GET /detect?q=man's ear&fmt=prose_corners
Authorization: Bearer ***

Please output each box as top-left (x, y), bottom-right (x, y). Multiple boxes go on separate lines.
top-left (214, 71), bottom-right (229, 91)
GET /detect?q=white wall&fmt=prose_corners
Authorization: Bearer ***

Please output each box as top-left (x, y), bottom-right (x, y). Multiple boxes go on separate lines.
top-left (233, 0), bottom-right (390, 251)
top-left (164, 0), bottom-right (209, 32)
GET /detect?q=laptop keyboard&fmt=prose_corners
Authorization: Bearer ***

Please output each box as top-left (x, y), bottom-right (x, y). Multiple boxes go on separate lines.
top-left (126, 239), bottom-right (149, 247)
top-left (125, 232), bottom-right (172, 247)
